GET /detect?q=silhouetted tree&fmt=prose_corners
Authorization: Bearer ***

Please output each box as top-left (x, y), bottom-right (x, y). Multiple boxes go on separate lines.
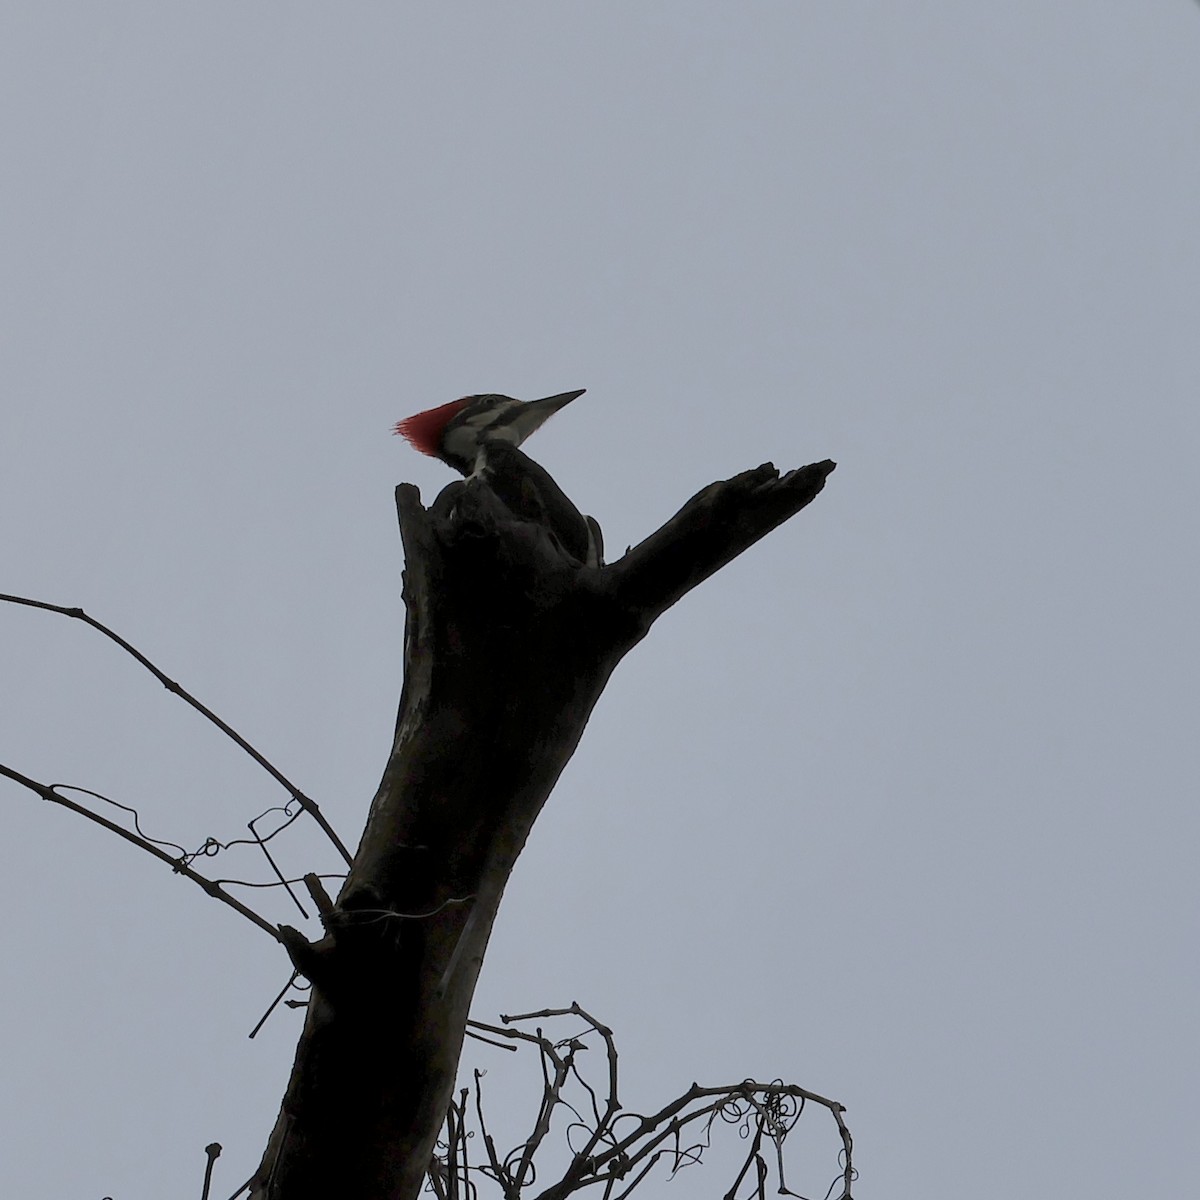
top-left (2, 453), bottom-right (849, 1200)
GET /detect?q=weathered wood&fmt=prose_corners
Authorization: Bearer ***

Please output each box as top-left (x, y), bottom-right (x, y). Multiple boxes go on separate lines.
top-left (250, 456), bottom-right (834, 1200)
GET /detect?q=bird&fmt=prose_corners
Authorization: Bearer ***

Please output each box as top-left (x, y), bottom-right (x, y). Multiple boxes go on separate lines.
top-left (393, 389), bottom-right (585, 476)
top-left (394, 389), bottom-right (602, 566)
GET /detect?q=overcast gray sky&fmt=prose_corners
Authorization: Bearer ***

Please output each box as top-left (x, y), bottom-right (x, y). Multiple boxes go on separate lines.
top-left (2, 3), bottom-right (1198, 1197)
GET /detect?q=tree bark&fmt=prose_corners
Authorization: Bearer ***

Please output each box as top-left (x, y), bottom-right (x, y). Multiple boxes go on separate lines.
top-left (250, 457), bottom-right (834, 1200)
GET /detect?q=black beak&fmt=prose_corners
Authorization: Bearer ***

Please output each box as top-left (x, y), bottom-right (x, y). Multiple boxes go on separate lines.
top-left (507, 389), bottom-right (586, 443)
top-left (531, 388), bottom-right (586, 411)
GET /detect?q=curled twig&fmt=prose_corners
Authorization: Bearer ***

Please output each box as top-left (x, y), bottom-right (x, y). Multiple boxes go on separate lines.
top-left (0, 764), bottom-right (281, 941)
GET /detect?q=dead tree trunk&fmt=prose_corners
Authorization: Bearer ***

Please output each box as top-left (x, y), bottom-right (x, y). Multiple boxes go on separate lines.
top-left (250, 456), bottom-right (835, 1200)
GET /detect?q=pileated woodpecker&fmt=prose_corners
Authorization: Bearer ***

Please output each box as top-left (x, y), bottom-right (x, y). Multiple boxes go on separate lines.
top-left (394, 389), bottom-right (602, 566)
top-left (393, 389), bottom-right (585, 475)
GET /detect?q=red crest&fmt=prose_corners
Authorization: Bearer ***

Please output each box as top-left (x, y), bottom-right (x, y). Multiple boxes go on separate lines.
top-left (392, 398), bottom-right (472, 457)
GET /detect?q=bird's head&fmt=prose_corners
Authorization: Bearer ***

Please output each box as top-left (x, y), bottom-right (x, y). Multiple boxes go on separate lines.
top-left (394, 389), bottom-right (585, 473)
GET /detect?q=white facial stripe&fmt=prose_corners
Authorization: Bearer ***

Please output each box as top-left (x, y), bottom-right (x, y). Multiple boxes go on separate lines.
top-left (440, 402), bottom-right (511, 465)
top-left (461, 408), bottom-right (509, 432)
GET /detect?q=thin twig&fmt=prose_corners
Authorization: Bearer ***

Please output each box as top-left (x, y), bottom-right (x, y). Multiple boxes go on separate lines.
top-left (472, 1069), bottom-right (510, 1189)
top-left (557, 1002), bottom-right (621, 1175)
top-left (181, 800), bottom-right (306, 867)
top-left (434, 1008), bottom-right (854, 1200)
top-left (446, 1092), bottom-right (462, 1200)
top-left (221, 1173), bottom-right (254, 1200)
top-left (514, 1031), bottom-right (571, 1190)
top-left (211, 873), bottom-right (346, 890)
top-left (457, 1087), bottom-right (473, 1200)
top-left (52, 783), bottom-right (189, 858)
top-left (302, 872), bottom-right (336, 919)
top-left (248, 971), bottom-right (301, 1040)
top-left (248, 811), bottom-right (308, 918)
top-left (200, 1143), bottom-right (222, 1200)
top-left (0, 593), bottom-right (352, 864)
top-left (465, 1027), bottom-right (519, 1053)
top-left (0, 763), bottom-right (281, 941)
top-left (723, 1113), bottom-right (765, 1200)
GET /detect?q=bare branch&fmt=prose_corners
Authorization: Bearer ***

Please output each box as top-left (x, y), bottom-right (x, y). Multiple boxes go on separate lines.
top-left (302, 872), bottom-right (335, 919)
top-left (0, 592), bottom-right (352, 864)
top-left (201, 1142), bottom-right (222, 1200)
top-left (446, 1090), bottom-right (465, 1200)
top-left (247, 807), bottom-right (311, 916)
top-left (248, 972), bottom-right (304, 1040)
top-left (723, 1112), bottom-right (766, 1200)
top-left (609, 461), bottom-right (835, 621)
top-left (0, 763), bottom-right (281, 941)
top-left (472, 1069), bottom-right (511, 1191)
top-left (465, 1029), bottom-right (519, 1054)
top-left (513, 1030), bottom-right (572, 1190)
top-left (432, 1009), bottom-right (853, 1200)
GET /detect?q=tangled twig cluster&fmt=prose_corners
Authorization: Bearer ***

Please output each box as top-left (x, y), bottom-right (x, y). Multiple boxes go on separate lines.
top-left (432, 1004), bottom-right (854, 1200)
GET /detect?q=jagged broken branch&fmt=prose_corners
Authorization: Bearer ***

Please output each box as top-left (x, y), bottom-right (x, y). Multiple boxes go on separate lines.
top-left (610, 460), bottom-right (836, 619)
